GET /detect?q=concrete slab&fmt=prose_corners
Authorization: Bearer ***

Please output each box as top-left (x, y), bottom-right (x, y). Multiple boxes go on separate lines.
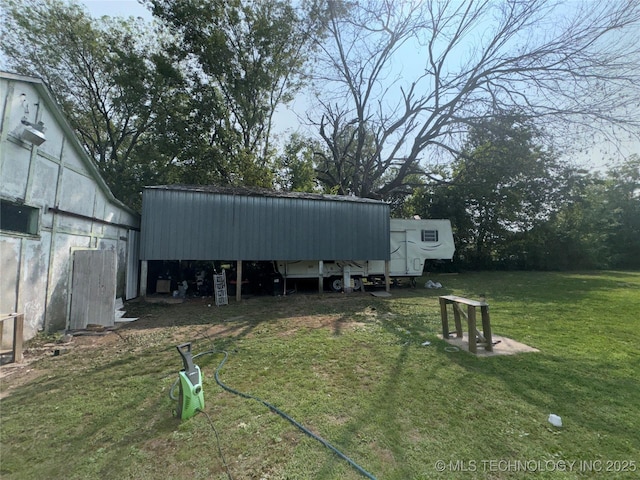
top-left (370, 291), bottom-right (392, 297)
top-left (438, 333), bottom-right (539, 357)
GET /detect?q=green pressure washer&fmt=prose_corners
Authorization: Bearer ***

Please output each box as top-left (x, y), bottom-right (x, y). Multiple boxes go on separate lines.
top-left (169, 346), bottom-right (378, 479)
top-left (174, 342), bottom-right (204, 420)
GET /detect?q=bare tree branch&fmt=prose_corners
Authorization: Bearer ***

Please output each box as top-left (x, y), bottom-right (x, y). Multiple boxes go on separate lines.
top-left (309, 0), bottom-right (640, 199)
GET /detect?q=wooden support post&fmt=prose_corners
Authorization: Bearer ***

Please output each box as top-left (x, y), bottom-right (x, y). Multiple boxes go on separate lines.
top-left (384, 260), bottom-right (391, 293)
top-left (481, 306), bottom-right (493, 352)
top-left (452, 303), bottom-right (464, 338)
top-left (439, 297), bottom-right (449, 339)
top-left (343, 266), bottom-right (352, 293)
top-left (236, 260), bottom-right (243, 302)
top-left (13, 313), bottom-right (23, 363)
top-left (0, 313), bottom-right (24, 363)
top-left (467, 305), bottom-right (477, 354)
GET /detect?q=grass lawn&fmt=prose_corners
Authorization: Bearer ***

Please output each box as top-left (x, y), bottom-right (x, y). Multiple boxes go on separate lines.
top-left (1, 271), bottom-right (639, 479)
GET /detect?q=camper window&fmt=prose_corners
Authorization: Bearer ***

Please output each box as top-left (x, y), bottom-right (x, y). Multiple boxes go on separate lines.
top-left (421, 229), bottom-right (439, 242)
top-left (0, 200), bottom-right (39, 235)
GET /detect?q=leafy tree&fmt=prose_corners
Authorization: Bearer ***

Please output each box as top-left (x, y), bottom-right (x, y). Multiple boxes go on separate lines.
top-left (274, 134), bottom-right (320, 192)
top-left (310, 0), bottom-right (640, 200)
top-left (525, 169), bottom-right (613, 269)
top-left (414, 151), bottom-right (640, 271)
top-left (1, 0), bottom-right (185, 209)
top-left (147, 0), bottom-right (324, 188)
top-left (536, 155), bottom-right (640, 270)
top-left (605, 155), bottom-right (640, 268)
top-left (408, 115), bottom-right (568, 269)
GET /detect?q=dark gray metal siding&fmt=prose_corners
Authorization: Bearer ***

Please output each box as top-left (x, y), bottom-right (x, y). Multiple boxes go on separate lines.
top-left (140, 187), bottom-right (390, 261)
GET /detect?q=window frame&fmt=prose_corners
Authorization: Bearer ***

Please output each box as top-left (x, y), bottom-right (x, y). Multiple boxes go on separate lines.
top-left (0, 199), bottom-right (40, 236)
top-left (421, 229), bottom-right (439, 242)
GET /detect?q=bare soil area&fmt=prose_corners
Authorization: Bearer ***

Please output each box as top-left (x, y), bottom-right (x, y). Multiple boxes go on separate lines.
top-left (0, 292), bottom-right (373, 398)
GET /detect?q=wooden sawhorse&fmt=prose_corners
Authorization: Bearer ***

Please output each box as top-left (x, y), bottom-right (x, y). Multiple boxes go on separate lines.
top-left (439, 295), bottom-right (493, 353)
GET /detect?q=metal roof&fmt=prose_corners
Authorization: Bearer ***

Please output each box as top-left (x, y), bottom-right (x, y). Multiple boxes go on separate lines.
top-left (140, 186), bottom-right (390, 261)
top-left (145, 184), bottom-right (386, 204)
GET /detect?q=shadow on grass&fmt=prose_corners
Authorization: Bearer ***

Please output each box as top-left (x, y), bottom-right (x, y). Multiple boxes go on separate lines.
top-left (313, 343), bottom-right (412, 479)
top-left (0, 348), bottom-right (183, 479)
top-left (443, 349), bottom-right (640, 455)
top-left (127, 292), bottom-right (367, 324)
top-left (8, 272), bottom-right (637, 478)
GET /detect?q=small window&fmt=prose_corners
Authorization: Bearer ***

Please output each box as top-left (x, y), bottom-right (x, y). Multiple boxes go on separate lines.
top-left (0, 200), bottom-right (39, 235)
top-left (421, 229), bottom-right (438, 242)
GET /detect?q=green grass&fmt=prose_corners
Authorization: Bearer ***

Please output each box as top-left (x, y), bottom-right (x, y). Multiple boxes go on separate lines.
top-left (1, 271), bottom-right (639, 479)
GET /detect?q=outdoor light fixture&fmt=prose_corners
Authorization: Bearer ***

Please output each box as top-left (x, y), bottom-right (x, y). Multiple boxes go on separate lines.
top-left (19, 117), bottom-right (46, 146)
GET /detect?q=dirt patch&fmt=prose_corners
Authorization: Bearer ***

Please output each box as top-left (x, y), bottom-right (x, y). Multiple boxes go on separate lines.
top-left (0, 363), bottom-right (46, 399)
top-left (0, 295), bottom-right (373, 396)
top-left (72, 331), bottom-right (122, 348)
top-left (0, 331), bottom-right (122, 394)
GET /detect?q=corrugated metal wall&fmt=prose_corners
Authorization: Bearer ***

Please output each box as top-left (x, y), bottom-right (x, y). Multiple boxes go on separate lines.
top-left (140, 186), bottom-right (390, 261)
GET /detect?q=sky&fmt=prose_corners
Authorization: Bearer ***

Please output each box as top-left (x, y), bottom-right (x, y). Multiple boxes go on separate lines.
top-left (45, 1), bottom-right (640, 171)
top-left (80, 0), bottom-right (150, 18)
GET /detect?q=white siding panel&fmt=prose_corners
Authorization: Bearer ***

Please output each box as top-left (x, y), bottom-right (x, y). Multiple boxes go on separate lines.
top-left (20, 233), bottom-right (51, 337)
top-left (58, 169), bottom-right (96, 219)
top-left (29, 156), bottom-right (59, 208)
top-left (1, 143), bottom-right (30, 199)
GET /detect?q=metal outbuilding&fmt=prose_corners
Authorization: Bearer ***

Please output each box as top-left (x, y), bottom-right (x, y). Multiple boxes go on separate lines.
top-left (1, 71), bottom-right (140, 345)
top-left (139, 185), bottom-right (391, 298)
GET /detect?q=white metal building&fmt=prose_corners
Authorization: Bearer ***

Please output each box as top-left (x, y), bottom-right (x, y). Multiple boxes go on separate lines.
top-left (0, 72), bottom-right (140, 344)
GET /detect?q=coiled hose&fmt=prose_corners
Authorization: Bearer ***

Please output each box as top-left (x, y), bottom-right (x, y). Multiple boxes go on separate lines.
top-left (190, 349), bottom-right (378, 480)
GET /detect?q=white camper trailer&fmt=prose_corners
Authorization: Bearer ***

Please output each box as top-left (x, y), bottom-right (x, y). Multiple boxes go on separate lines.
top-left (276, 218), bottom-right (455, 291)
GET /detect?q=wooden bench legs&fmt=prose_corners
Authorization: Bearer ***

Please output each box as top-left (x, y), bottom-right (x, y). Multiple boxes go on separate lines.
top-left (439, 297), bottom-right (493, 353)
top-left (479, 305), bottom-right (492, 353)
top-left (440, 297), bottom-right (451, 339)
